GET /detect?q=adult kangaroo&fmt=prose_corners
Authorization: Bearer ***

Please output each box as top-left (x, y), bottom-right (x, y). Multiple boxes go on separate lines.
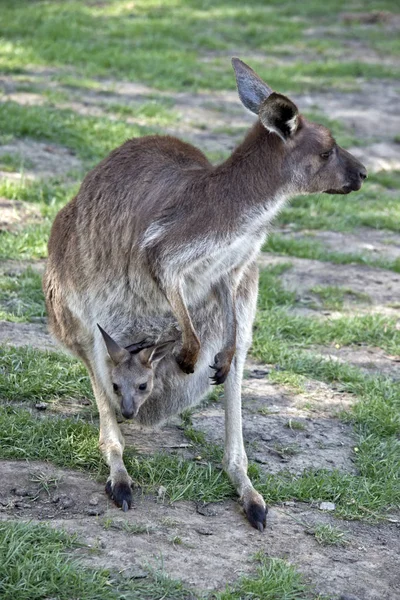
top-left (44, 58), bottom-right (367, 531)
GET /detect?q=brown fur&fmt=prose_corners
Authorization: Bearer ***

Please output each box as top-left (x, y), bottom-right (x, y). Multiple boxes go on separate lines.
top-left (43, 59), bottom-right (366, 530)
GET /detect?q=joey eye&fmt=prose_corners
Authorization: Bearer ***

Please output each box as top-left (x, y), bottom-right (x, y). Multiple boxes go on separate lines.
top-left (113, 383), bottom-right (119, 393)
top-left (138, 383), bottom-right (147, 391)
top-left (320, 149), bottom-right (333, 159)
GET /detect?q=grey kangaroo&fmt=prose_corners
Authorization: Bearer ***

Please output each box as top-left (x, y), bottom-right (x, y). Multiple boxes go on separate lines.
top-left (43, 58), bottom-right (367, 531)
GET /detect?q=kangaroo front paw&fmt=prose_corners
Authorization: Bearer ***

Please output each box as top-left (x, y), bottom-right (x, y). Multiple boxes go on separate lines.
top-left (242, 490), bottom-right (268, 532)
top-left (105, 478), bottom-right (133, 512)
top-left (176, 343), bottom-right (200, 374)
top-left (210, 349), bottom-right (234, 385)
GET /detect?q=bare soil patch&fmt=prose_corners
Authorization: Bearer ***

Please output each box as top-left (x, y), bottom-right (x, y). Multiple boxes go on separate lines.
top-left (0, 139), bottom-right (82, 180)
top-left (0, 460), bottom-right (399, 599)
top-left (259, 254), bottom-right (400, 309)
top-left (314, 345), bottom-right (400, 380)
top-left (0, 321), bottom-right (57, 351)
top-left (276, 228), bottom-right (400, 264)
top-left (0, 198), bottom-right (42, 232)
top-left (4, 71), bottom-right (400, 163)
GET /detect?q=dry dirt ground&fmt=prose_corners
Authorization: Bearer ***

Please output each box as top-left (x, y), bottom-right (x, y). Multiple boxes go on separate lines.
top-left (1, 33), bottom-right (400, 600)
top-left (1, 255), bottom-right (399, 599)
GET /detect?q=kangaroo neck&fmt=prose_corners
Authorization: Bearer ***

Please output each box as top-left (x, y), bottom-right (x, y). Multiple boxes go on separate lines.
top-left (213, 120), bottom-right (289, 209)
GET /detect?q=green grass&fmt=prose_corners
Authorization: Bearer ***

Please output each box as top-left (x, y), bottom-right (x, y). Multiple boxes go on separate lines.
top-left (310, 285), bottom-right (370, 311)
top-left (1, 0), bottom-right (399, 93)
top-left (312, 523), bottom-right (348, 547)
top-left (0, 346), bottom-right (92, 402)
top-left (215, 553), bottom-right (311, 600)
top-left (263, 234), bottom-right (400, 273)
top-left (0, 520), bottom-right (194, 600)
top-left (0, 520), bottom-right (319, 600)
top-left (0, 151), bottom-right (33, 172)
top-left (0, 268), bottom-right (45, 321)
top-left (274, 171), bottom-right (400, 235)
top-left (0, 101), bottom-right (151, 164)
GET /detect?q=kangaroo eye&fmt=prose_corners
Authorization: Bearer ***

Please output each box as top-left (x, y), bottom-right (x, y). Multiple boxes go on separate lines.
top-left (320, 149), bottom-right (333, 159)
top-left (138, 383), bottom-right (147, 391)
top-left (113, 383), bottom-right (119, 393)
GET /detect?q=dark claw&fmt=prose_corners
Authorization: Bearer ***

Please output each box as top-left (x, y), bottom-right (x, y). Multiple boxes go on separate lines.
top-left (209, 369), bottom-right (229, 385)
top-left (209, 365), bottom-right (217, 370)
top-left (245, 501), bottom-right (268, 532)
top-left (105, 480), bottom-right (132, 511)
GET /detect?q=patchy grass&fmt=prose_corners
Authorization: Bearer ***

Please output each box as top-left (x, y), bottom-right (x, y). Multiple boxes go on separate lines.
top-left (215, 552), bottom-right (312, 600)
top-left (0, 346), bottom-right (92, 403)
top-left (1, 0), bottom-right (399, 93)
top-left (0, 151), bottom-right (33, 172)
top-left (0, 101), bottom-right (151, 164)
top-left (263, 234), bottom-right (400, 273)
top-left (310, 285), bottom-right (371, 311)
top-left (312, 523), bottom-right (348, 547)
top-left (275, 174), bottom-right (400, 234)
top-left (0, 520), bottom-right (194, 600)
top-left (0, 268), bottom-right (45, 322)
top-left (0, 222), bottom-right (51, 260)
top-left (0, 520), bottom-right (320, 600)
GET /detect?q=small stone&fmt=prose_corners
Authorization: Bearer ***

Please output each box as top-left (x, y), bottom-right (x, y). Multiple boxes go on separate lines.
top-left (13, 488), bottom-right (35, 497)
top-left (250, 369), bottom-right (269, 379)
top-left (283, 501), bottom-right (295, 507)
top-left (52, 494), bottom-right (60, 503)
top-left (14, 501), bottom-right (32, 509)
top-left (86, 507), bottom-right (105, 516)
top-left (89, 495), bottom-right (99, 506)
top-left (196, 502), bottom-right (217, 517)
top-left (35, 402), bottom-right (47, 411)
top-left (195, 527), bottom-right (213, 536)
top-left (121, 568), bottom-right (148, 580)
top-left (58, 494), bottom-right (74, 509)
top-left (319, 501), bottom-right (336, 511)
top-left (158, 485), bottom-right (167, 498)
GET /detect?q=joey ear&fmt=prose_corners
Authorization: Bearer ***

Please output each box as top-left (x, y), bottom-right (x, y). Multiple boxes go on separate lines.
top-left (231, 57), bottom-right (273, 115)
top-left (97, 324), bottom-right (129, 364)
top-left (139, 340), bottom-right (175, 367)
top-left (258, 92), bottom-right (299, 141)
top-left (125, 338), bottom-right (153, 355)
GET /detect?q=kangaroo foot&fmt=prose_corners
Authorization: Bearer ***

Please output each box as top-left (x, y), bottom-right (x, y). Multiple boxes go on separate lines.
top-left (176, 341), bottom-right (200, 374)
top-left (210, 348), bottom-right (235, 385)
top-left (105, 477), bottom-right (133, 512)
top-left (241, 489), bottom-right (268, 532)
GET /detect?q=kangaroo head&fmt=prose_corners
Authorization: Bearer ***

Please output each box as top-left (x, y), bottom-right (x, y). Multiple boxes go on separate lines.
top-left (97, 325), bottom-right (175, 419)
top-left (232, 58), bottom-right (367, 195)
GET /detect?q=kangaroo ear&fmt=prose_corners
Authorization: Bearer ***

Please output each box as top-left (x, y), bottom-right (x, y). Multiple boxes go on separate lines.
top-left (97, 324), bottom-right (129, 364)
top-left (258, 92), bottom-right (299, 141)
top-left (232, 57), bottom-right (273, 115)
top-left (139, 340), bottom-right (175, 367)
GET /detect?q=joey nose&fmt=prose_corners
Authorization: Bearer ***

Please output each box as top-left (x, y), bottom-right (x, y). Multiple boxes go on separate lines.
top-left (121, 407), bottom-right (134, 419)
top-left (122, 409), bottom-right (134, 420)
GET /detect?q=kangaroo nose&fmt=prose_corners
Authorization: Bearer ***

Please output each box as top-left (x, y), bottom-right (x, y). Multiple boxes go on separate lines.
top-left (121, 408), bottom-right (134, 419)
top-left (359, 169), bottom-right (367, 181)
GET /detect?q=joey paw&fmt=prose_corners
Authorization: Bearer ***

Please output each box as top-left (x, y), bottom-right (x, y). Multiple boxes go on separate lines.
top-left (209, 351), bottom-right (234, 385)
top-left (176, 347), bottom-right (199, 374)
top-left (105, 479), bottom-right (132, 511)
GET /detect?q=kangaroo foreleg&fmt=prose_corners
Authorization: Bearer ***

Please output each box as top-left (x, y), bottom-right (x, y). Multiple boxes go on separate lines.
top-left (163, 283), bottom-right (200, 374)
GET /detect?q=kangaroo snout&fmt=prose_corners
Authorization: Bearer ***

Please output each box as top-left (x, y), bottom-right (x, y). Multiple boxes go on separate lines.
top-left (121, 397), bottom-right (139, 420)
